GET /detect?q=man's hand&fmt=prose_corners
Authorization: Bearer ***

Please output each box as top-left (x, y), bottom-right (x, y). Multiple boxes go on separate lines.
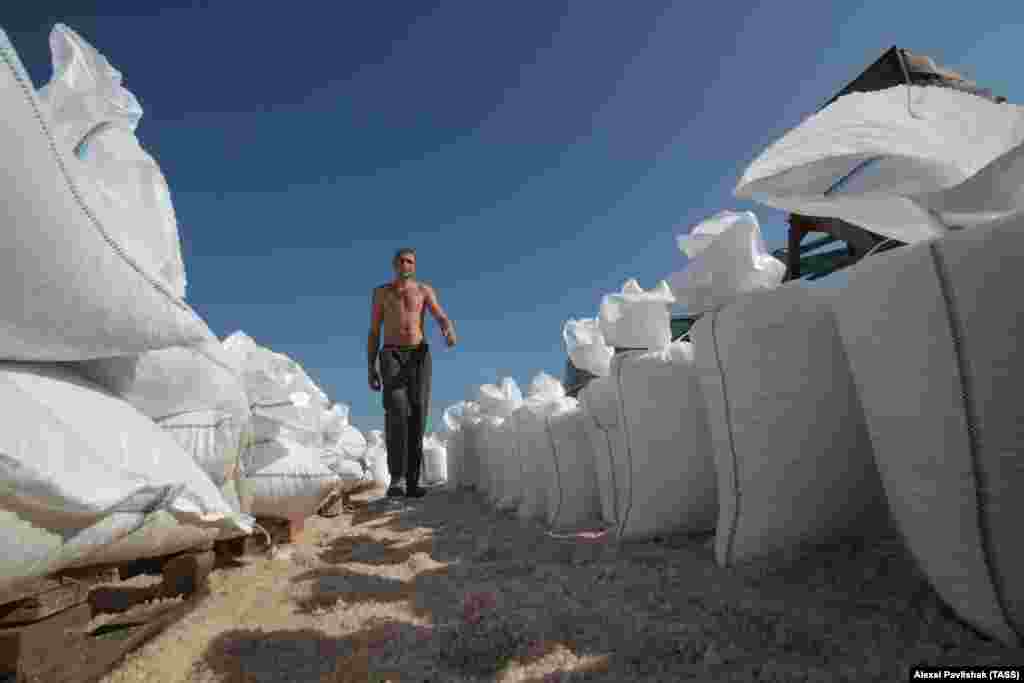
top-left (444, 328), bottom-right (457, 348)
top-left (369, 369), bottom-right (382, 392)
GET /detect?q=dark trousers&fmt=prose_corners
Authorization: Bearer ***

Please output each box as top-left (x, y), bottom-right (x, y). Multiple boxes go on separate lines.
top-left (380, 343), bottom-right (432, 488)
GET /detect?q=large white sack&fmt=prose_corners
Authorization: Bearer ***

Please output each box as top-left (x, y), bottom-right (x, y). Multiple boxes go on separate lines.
top-left (71, 341), bottom-right (251, 488)
top-left (320, 403), bottom-right (368, 476)
top-left (535, 399), bottom-right (602, 530)
top-left (691, 282), bottom-right (886, 568)
top-left (476, 378), bottom-right (523, 418)
top-left (667, 211), bottom-right (785, 316)
top-left (735, 85), bottom-right (1024, 244)
top-left (563, 318), bottom-right (613, 377)
top-left (598, 279), bottom-right (676, 350)
top-left (578, 342), bottom-right (717, 540)
top-left (0, 363), bottom-right (248, 589)
top-left (244, 437), bottom-right (339, 520)
top-left (364, 430), bottom-right (390, 489)
top-left (421, 433), bottom-right (448, 486)
top-left (223, 331), bottom-right (325, 448)
top-left (38, 24), bottom-right (186, 300)
top-left (458, 412), bottom-right (488, 491)
top-left (829, 215), bottom-right (1024, 646)
top-left (438, 402), bottom-right (469, 488)
top-left (0, 26), bottom-right (213, 361)
top-left (504, 373), bottom-right (566, 513)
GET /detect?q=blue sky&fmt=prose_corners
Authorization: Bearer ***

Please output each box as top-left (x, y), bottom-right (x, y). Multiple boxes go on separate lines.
top-left (5, 2), bottom-right (1023, 434)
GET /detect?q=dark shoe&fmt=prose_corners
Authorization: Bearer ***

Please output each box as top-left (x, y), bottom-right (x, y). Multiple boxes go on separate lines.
top-left (405, 486), bottom-right (426, 498)
top-left (386, 485), bottom-right (405, 498)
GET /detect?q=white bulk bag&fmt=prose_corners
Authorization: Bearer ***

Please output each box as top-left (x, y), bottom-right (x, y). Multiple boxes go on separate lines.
top-left (421, 433), bottom-right (448, 486)
top-left (563, 318), bottom-right (613, 378)
top-left (439, 402), bottom-right (469, 488)
top-left (734, 85), bottom-right (1024, 244)
top-left (830, 215), bottom-right (1024, 646)
top-left (0, 26), bottom-right (213, 361)
top-left (244, 437), bottom-right (339, 520)
top-left (598, 279), bottom-right (676, 350)
top-left (38, 24), bottom-right (187, 300)
top-left (477, 377), bottom-right (523, 418)
top-left (692, 282), bottom-right (886, 568)
top-left (364, 430), bottom-right (390, 489)
top-left (223, 331), bottom-right (325, 448)
top-left (0, 363), bottom-right (248, 590)
top-left (579, 342), bottom-right (717, 540)
top-left (537, 399), bottom-right (602, 530)
top-left (72, 341), bottom-right (251, 489)
top-left (667, 210), bottom-right (785, 316)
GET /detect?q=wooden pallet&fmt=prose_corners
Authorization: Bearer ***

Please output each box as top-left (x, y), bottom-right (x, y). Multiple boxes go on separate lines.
top-left (0, 544), bottom-right (217, 683)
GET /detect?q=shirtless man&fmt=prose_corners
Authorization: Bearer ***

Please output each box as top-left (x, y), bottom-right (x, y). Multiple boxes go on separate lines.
top-left (368, 248), bottom-right (456, 498)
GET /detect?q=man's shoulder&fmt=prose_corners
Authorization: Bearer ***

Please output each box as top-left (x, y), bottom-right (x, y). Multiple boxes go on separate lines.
top-left (417, 281), bottom-right (435, 295)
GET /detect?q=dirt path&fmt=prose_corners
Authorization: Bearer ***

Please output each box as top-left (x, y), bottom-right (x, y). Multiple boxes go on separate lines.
top-left (99, 485), bottom-right (1023, 682)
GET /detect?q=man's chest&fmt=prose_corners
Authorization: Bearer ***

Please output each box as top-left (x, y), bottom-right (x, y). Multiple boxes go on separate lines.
top-left (383, 285), bottom-right (425, 314)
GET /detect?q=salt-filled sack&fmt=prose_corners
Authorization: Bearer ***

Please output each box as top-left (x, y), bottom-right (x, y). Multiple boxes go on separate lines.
top-left (830, 214), bottom-right (1024, 646)
top-left (222, 331), bottom-right (326, 448)
top-left (440, 401), bottom-right (474, 488)
top-left (0, 25), bottom-right (212, 360)
top-left (244, 436), bottom-right (338, 521)
top-left (667, 211), bottom-right (785, 316)
top-left (734, 84), bottom-right (1024, 244)
top-left (364, 430), bottom-right (390, 488)
top-left (475, 378), bottom-right (523, 502)
top-left (320, 403), bottom-right (368, 478)
top-left (421, 433), bottom-right (448, 486)
top-left (72, 340), bottom-right (251, 490)
top-left (563, 318), bottom-right (613, 378)
top-left (0, 363), bottom-right (248, 589)
top-left (692, 282), bottom-right (886, 568)
top-left (578, 342), bottom-right (717, 540)
top-left (537, 398), bottom-right (602, 530)
top-left (598, 279), bottom-right (675, 350)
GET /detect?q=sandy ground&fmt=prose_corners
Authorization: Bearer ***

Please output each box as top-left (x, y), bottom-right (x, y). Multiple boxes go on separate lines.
top-left (95, 485), bottom-right (1024, 683)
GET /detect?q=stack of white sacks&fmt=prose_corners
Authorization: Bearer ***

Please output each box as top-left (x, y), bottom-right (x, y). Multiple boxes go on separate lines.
top-left (221, 332), bottom-right (340, 521)
top-left (732, 81), bottom-right (1024, 646)
top-left (0, 24), bottom-right (256, 594)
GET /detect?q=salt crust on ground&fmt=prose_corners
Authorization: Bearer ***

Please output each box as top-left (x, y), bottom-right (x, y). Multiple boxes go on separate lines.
top-left (95, 487), bottom-right (1024, 682)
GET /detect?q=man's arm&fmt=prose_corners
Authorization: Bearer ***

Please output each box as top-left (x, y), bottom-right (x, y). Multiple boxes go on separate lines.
top-left (424, 284), bottom-right (456, 346)
top-left (368, 287), bottom-right (384, 388)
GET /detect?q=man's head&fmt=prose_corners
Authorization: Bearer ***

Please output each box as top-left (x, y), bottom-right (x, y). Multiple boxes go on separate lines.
top-left (393, 248), bottom-right (416, 280)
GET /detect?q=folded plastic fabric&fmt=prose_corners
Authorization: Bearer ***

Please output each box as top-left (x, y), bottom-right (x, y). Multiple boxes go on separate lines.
top-left (563, 318), bottom-right (613, 377)
top-left (598, 279), bottom-right (675, 350)
top-left (736, 85), bottom-right (1024, 243)
top-left (667, 210), bottom-right (785, 316)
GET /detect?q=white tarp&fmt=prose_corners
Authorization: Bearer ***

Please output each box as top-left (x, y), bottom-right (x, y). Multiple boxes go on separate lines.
top-left (0, 363), bottom-right (248, 590)
top-left (667, 210), bottom-right (785, 316)
top-left (735, 85), bottom-right (1024, 243)
top-left (598, 279), bottom-right (675, 350)
top-left (829, 214), bottom-right (1024, 646)
top-left (692, 282), bottom-right (886, 567)
top-left (439, 401), bottom-right (473, 489)
top-left (579, 342), bottom-right (717, 540)
top-left (563, 318), bottom-right (613, 377)
top-left (0, 25), bottom-right (212, 361)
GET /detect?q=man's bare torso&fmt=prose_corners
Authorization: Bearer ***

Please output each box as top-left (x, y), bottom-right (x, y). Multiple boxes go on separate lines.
top-left (377, 281), bottom-right (428, 347)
